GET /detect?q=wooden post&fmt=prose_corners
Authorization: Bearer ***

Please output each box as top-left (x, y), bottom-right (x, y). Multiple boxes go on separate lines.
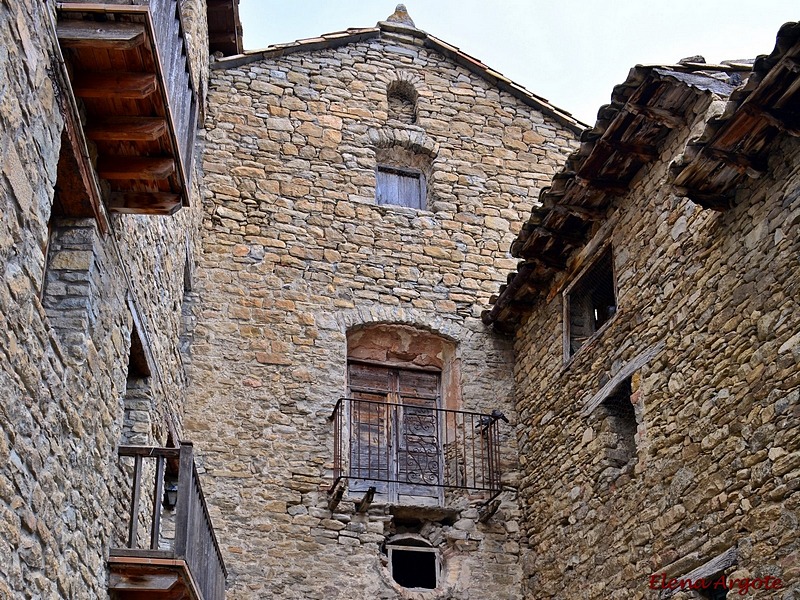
top-left (150, 456), bottom-right (165, 550)
top-left (173, 442), bottom-right (194, 558)
top-left (127, 455), bottom-right (143, 549)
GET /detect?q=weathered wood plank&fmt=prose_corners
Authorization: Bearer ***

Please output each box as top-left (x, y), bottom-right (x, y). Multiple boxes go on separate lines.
top-left (57, 21), bottom-right (145, 50)
top-left (98, 157), bottom-right (175, 180)
top-left (85, 117), bottom-right (167, 141)
top-left (108, 192), bottom-right (182, 215)
top-left (582, 341), bottom-right (666, 416)
top-left (109, 571), bottom-right (179, 591)
top-left (72, 72), bottom-right (157, 99)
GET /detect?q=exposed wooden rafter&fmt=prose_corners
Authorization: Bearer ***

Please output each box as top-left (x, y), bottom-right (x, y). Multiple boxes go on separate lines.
top-left (86, 117), bottom-right (168, 142)
top-left (57, 21), bottom-right (145, 50)
top-left (71, 72), bottom-right (158, 99)
top-left (624, 103), bottom-right (685, 128)
top-left (98, 157), bottom-right (176, 180)
top-left (548, 203), bottom-right (607, 221)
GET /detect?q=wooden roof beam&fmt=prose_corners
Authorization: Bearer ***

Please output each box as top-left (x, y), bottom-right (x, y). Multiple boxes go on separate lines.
top-left (85, 117), bottom-right (167, 142)
top-left (108, 192), bottom-right (182, 215)
top-left (536, 253), bottom-right (568, 272)
top-left (532, 226), bottom-right (585, 247)
top-left (57, 21), bottom-right (145, 51)
top-left (98, 157), bottom-right (176, 180)
top-left (625, 103), bottom-right (685, 128)
top-left (742, 103), bottom-right (800, 137)
top-left (705, 147), bottom-right (767, 178)
top-left (549, 203), bottom-right (607, 221)
top-left (598, 138), bottom-right (660, 160)
top-left (575, 176), bottom-right (629, 196)
top-left (72, 72), bottom-right (157, 100)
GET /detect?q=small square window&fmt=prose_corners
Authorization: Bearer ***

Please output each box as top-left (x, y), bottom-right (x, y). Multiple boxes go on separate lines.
top-left (388, 545), bottom-right (438, 589)
top-left (564, 246), bottom-right (617, 358)
top-left (376, 165), bottom-right (425, 209)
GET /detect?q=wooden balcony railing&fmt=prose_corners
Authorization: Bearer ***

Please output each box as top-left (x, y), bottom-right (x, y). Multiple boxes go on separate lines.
top-left (330, 398), bottom-right (504, 505)
top-left (111, 442), bottom-right (226, 600)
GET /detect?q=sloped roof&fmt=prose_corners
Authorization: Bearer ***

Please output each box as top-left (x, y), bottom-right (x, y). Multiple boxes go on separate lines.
top-left (211, 18), bottom-right (586, 134)
top-left (484, 21), bottom-right (800, 332)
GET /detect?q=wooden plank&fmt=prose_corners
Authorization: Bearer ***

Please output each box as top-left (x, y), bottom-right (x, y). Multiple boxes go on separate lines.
top-left (108, 192), bottom-right (182, 216)
top-left (57, 20), bottom-right (145, 50)
top-left (127, 455), bottom-right (143, 549)
top-left (118, 445), bottom-right (181, 459)
top-left (85, 117), bottom-right (167, 142)
top-left (550, 203), bottom-right (607, 221)
top-left (98, 157), bottom-right (175, 180)
top-left (582, 341), bottom-right (665, 416)
top-left (150, 456), bottom-right (166, 550)
top-left (72, 72), bottom-right (157, 99)
top-left (625, 103), bottom-right (685, 128)
top-left (172, 442), bottom-right (194, 559)
top-left (109, 571), bottom-right (179, 591)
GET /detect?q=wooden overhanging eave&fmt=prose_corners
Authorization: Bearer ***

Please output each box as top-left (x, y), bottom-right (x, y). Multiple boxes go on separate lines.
top-left (56, 3), bottom-right (192, 215)
top-left (485, 66), bottom-right (740, 331)
top-left (671, 22), bottom-right (800, 210)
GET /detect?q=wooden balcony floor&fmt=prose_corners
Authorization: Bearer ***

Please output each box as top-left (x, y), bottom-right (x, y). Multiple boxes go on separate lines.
top-left (109, 555), bottom-right (202, 600)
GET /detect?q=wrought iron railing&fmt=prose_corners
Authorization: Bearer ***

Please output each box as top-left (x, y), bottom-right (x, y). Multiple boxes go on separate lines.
top-left (115, 442), bottom-right (226, 600)
top-left (330, 398), bottom-right (503, 502)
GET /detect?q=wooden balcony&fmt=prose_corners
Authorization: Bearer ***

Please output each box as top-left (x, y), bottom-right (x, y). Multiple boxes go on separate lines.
top-left (112, 443), bottom-right (226, 600)
top-left (56, 1), bottom-right (199, 215)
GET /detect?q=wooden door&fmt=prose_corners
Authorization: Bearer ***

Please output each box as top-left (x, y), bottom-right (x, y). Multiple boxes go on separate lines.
top-left (347, 362), bottom-right (442, 504)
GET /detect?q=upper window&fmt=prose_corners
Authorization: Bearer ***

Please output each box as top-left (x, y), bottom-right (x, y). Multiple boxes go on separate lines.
top-left (376, 165), bottom-right (425, 210)
top-left (564, 246), bottom-right (617, 359)
top-left (387, 80), bottom-right (418, 124)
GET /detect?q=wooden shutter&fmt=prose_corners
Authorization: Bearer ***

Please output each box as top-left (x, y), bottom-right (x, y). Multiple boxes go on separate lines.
top-left (396, 370), bottom-right (440, 501)
top-left (348, 363), bottom-right (392, 488)
top-left (376, 166), bottom-right (423, 209)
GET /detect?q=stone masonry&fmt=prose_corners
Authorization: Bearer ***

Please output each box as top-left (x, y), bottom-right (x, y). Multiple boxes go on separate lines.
top-left (508, 77), bottom-right (800, 598)
top-left (185, 14), bottom-right (579, 600)
top-left (0, 0), bottom-right (208, 597)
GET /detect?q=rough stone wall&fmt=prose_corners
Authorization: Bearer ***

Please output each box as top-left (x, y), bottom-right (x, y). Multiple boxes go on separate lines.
top-left (513, 103), bottom-right (800, 598)
top-left (188, 27), bottom-right (577, 599)
top-left (0, 0), bottom-right (209, 597)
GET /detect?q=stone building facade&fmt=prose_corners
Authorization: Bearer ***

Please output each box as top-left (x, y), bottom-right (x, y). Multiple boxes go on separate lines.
top-left (486, 22), bottom-right (800, 600)
top-left (186, 7), bottom-right (581, 599)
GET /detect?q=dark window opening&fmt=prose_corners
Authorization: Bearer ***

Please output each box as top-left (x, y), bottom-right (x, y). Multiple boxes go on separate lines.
top-left (699, 575), bottom-right (729, 600)
top-left (128, 325), bottom-right (151, 379)
top-left (387, 80), bottom-right (417, 124)
top-left (376, 165), bottom-right (425, 209)
top-left (566, 247), bottom-right (616, 356)
top-left (390, 548), bottom-right (437, 589)
top-left (599, 378), bottom-right (636, 468)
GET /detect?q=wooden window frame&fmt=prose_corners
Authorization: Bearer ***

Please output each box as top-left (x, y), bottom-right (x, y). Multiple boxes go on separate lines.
top-left (562, 244), bottom-right (618, 363)
top-left (375, 165), bottom-right (426, 210)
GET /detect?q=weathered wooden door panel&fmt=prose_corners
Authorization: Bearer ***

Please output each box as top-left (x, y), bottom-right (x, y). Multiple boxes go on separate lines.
top-left (347, 362), bottom-right (442, 504)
